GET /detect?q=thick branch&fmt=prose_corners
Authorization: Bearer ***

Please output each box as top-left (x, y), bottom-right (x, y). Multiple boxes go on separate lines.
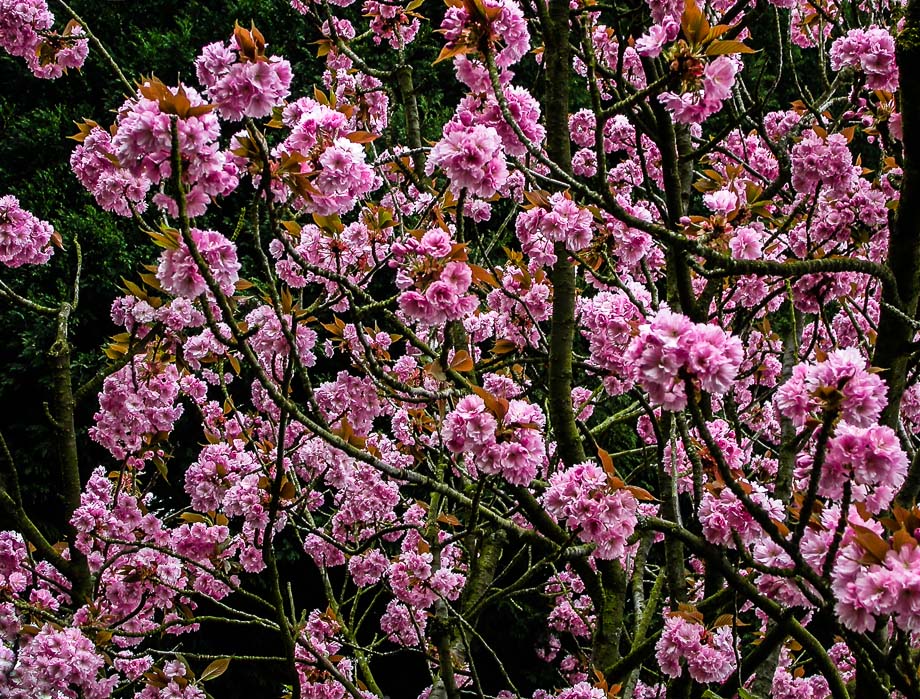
top-left (542, 0), bottom-right (585, 468)
top-left (878, 1), bottom-right (920, 453)
top-left (47, 303), bottom-right (91, 601)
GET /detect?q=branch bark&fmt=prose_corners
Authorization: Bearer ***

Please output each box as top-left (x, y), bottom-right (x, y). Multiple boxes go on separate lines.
top-left (543, 0), bottom-right (585, 469)
top-left (47, 302), bottom-right (92, 602)
top-left (877, 0), bottom-right (920, 467)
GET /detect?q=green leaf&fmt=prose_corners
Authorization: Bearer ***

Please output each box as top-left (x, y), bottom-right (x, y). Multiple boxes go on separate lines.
top-left (200, 657), bottom-right (230, 682)
top-left (681, 0), bottom-right (710, 45)
top-left (706, 40), bottom-right (757, 56)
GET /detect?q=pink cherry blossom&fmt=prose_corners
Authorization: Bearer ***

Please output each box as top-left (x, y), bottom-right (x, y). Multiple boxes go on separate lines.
top-left (156, 228), bottom-right (240, 299)
top-left (427, 123), bottom-right (509, 198)
top-left (195, 31), bottom-right (292, 120)
top-left (0, 195), bottom-right (54, 267)
top-left (830, 27), bottom-right (898, 92)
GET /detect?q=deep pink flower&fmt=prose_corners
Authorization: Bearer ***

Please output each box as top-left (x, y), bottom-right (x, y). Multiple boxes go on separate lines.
top-left (157, 228), bottom-right (240, 299)
top-left (427, 123), bottom-right (508, 198)
top-left (0, 195), bottom-right (54, 267)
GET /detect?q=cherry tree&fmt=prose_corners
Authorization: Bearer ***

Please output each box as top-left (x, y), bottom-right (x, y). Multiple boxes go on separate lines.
top-left (0, 0), bottom-right (919, 697)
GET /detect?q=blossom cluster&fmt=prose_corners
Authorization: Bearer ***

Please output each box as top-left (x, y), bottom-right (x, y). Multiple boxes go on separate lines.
top-left (388, 532), bottom-right (466, 609)
top-left (427, 122), bottom-right (509, 199)
top-left (832, 520), bottom-right (920, 633)
top-left (544, 569), bottom-right (594, 640)
top-left (791, 130), bottom-right (858, 198)
top-left (271, 217), bottom-right (391, 304)
top-left (659, 56), bottom-right (739, 125)
top-left (655, 614), bottom-right (736, 684)
top-left (364, 0), bottom-right (420, 49)
top-left (442, 392), bottom-right (546, 486)
top-left (452, 83), bottom-right (545, 160)
top-left (0, 0), bottom-right (87, 78)
top-left (0, 624), bottom-right (116, 699)
top-left (786, 176), bottom-right (890, 261)
top-left (112, 82), bottom-right (239, 217)
top-left (313, 18), bottom-right (390, 133)
top-left (625, 308), bottom-right (744, 411)
top-left (578, 289), bottom-right (645, 395)
top-left (0, 532), bottom-right (68, 605)
top-left (133, 661), bottom-right (205, 699)
top-left (90, 357), bottom-right (184, 461)
top-left (568, 111), bottom-right (650, 183)
top-left (635, 19), bottom-right (679, 58)
top-left (246, 303), bottom-right (318, 379)
top-left (830, 26), bottom-right (898, 92)
top-left (482, 261), bottom-right (553, 348)
top-left (274, 97), bottom-right (379, 215)
top-left (315, 371), bottom-right (386, 437)
top-left (543, 461), bottom-right (639, 560)
top-left (698, 482), bottom-right (784, 549)
top-left (326, 463), bottom-right (400, 554)
top-left (771, 647), bottom-right (831, 699)
top-left (184, 442), bottom-right (258, 514)
top-left (392, 228), bottom-right (478, 326)
top-left (70, 125), bottom-right (151, 217)
top-left (774, 348), bottom-right (887, 428)
top-left (552, 683), bottom-right (608, 699)
top-left (195, 27), bottom-right (292, 120)
top-left (293, 610), bottom-right (365, 695)
top-left (815, 423), bottom-right (908, 512)
top-left (515, 192), bottom-right (595, 266)
top-left (71, 468), bottom-right (233, 640)
top-left (0, 536), bottom-right (107, 699)
top-left (156, 227), bottom-right (241, 299)
top-left (439, 0), bottom-right (530, 70)
top-left (0, 195), bottom-right (54, 268)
